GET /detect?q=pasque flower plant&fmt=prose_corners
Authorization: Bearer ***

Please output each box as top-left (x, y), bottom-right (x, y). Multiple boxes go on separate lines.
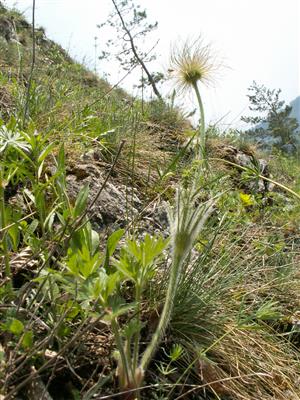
top-left (97, 186), bottom-right (215, 399)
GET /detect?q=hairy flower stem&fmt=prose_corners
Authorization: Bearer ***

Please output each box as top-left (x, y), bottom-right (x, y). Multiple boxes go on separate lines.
top-left (23, 0), bottom-right (36, 126)
top-left (111, 317), bottom-right (131, 389)
top-left (192, 81), bottom-right (206, 160)
top-left (133, 284), bottom-right (141, 371)
top-left (0, 169), bottom-right (12, 292)
top-left (139, 250), bottom-right (183, 372)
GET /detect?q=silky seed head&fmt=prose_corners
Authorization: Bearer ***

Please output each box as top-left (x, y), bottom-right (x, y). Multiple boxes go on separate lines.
top-left (169, 36), bottom-right (220, 93)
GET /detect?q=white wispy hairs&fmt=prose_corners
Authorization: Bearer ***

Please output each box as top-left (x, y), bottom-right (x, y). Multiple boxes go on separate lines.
top-left (169, 36), bottom-right (220, 93)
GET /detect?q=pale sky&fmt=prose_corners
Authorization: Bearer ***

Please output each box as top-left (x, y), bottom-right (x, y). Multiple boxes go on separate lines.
top-left (3, 0), bottom-right (300, 128)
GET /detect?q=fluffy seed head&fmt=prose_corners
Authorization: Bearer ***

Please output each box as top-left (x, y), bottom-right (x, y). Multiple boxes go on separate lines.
top-left (169, 36), bottom-right (220, 93)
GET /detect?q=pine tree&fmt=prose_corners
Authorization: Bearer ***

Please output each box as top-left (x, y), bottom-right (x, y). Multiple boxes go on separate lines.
top-left (242, 81), bottom-right (299, 152)
top-left (98, 0), bottom-right (163, 99)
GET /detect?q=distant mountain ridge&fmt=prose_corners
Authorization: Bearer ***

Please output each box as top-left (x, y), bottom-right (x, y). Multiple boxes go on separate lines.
top-left (290, 96), bottom-right (300, 124)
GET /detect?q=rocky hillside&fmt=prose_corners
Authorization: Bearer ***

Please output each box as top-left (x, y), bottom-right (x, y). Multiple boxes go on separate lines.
top-left (1, 3), bottom-right (300, 400)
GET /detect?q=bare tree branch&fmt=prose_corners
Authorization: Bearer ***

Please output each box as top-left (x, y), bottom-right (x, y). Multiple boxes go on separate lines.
top-left (110, 0), bottom-right (162, 100)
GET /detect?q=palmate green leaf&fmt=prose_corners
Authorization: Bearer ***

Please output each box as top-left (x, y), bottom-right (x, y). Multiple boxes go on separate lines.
top-left (113, 235), bottom-right (168, 286)
top-left (5, 206), bottom-right (21, 251)
top-left (57, 323), bottom-right (71, 338)
top-left (4, 156), bottom-right (33, 185)
top-left (66, 245), bottom-right (103, 279)
top-left (111, 302), bottom-right (137, 319)
top-left (79, 245), bottom-right (92, 277)
top-left (144, 234), bottom-right (169, 266)
top-left (82, 222), bottom-right (100, 255)
top-left (69, 230), bottom-right (84, 252)
top-left (122, 319), bottom-right (143, 340)
top-left (106, 271), bottom-right (121, 299)
top-left (74, 184), bottom-right (89, 218)
top-left (65, 252), bottom-right (80, 276)
top-left (126, 234), bottom-right (168, 268)
top-left (85, 270), bottom-right (120, 304)
top-left (80, 249), bottom-right (102, 279)
top-left (113, 250), bottom-right (135, 281)
top-left (65, 302), bottom-right (81, 320)
top-left (8, 222), bottom-right (20, 251)
top-left (107, 229), bottom-right (125, 257)
top-left (85, 275), bottom-right (103, 301)
top-left (103, 302), bottom-right (137, 322)
top-left (7, 318), bottom-right (24, 335)
top-left (25, 219), bottom-right (39, 237)
top-left (21, 331), bottom-right (34, 349)
top-left (103, 229), bottom-right (125, 269)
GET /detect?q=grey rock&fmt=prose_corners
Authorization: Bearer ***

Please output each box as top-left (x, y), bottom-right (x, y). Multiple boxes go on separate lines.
top-left (0, 16), bottom-right (14, 42)
top-left (66, 163), bottom-right (140, 229)
top-left (221, 145), bottom-right (273, 195)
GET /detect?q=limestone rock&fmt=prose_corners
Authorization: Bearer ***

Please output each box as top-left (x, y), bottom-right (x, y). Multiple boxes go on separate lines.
top-left (220, 145), bottom-right (274, 194)
top-left (0, 16), bottom-right (14, 42)
top-left (66, 162), bottom-right (141, 230)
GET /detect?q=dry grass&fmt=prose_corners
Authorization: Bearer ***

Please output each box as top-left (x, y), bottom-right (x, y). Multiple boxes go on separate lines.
top-left (212, 326), bottom-right (300, 399)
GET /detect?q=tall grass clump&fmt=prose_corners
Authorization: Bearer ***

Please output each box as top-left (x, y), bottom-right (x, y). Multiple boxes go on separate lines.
top-left (150, 206), bottom-right (300, 399)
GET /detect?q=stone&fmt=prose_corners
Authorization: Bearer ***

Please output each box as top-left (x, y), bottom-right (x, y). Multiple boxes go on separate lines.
top-left (0, 16), bottom-right (14, 42)
top-left (66, 162), bottom-right (141, 230)
top-left (220, 145), bottom-right (273, 195)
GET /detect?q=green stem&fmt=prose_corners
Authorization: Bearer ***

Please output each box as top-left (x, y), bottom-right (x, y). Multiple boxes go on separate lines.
top-left (125, 337), bottom-right (135, 384)
top-left (111, 317), bottom-right (131, 389)
top-left (34, 185), bottom-right (46, 236)
top-left (0, 168), bottom-right (12, 292)
top-left (140, 252), bottom-right (183, 372)
top-left (192, 81), bottom-right (206, 160)
top-left (132, 283), bottom-right (141, 371)
top-left (23, 0), bottom-right (36, 126)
